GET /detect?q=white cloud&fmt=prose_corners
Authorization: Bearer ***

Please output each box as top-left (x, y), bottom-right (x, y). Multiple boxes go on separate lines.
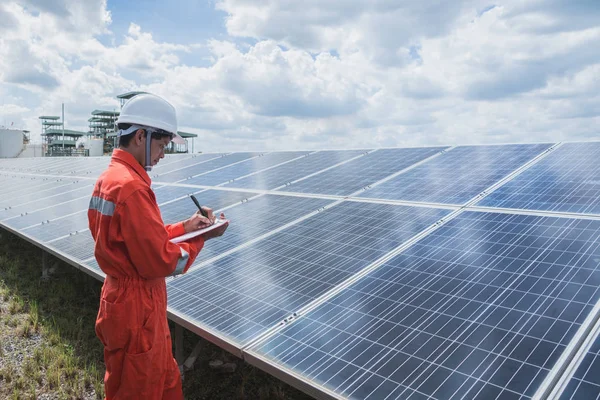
top-left (1, 0), bottom-right (599, 151)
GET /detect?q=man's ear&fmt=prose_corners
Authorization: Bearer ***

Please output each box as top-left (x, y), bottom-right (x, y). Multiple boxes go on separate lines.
top-left (134, 129), bottom-right (145, 146)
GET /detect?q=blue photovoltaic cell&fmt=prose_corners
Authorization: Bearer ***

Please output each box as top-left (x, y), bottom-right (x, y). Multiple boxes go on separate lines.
top-left (559, 334), bottom-right (600, 400)
top-left (359, 144), bottom-right (552, 205)
top-left (152, 185), bottom-right (202, 204)
top-left (0, 177), bottom-right (77, 205)
top-left (0, 176), bottom-right (47, 197)
top-left (479, 143), bottom-right (600, 215)
top-left (150, 153), bottom-right (222, 176)
top-left (83, 258), bottom-right (105, 277)
top-left (23, 211), bottom-right (89, 242)
top-left (281, 147), bottom-right (446, 196)
top-left (153, 152), bottom-right (261, 182)
top-left (50, 231), bottom-right (98, 262)
top-left (251, 211), bottom-right (600, 400)
top-left (0, 184), bottom-right (94, 220)
top-left (185, 194), bottom-right (334, 265)
top-left (3, 196), bottom-right (90, 230)
top-left (226, 150), bottom-right (369, 190)
top-left (167, 202), bottom-right (449, 347)
top-left (182, 151), bottom-right (311, 187)
top-left (6, 180), bottom-right (91, 208)
top-left (158, 189), bottom-right (255, 226)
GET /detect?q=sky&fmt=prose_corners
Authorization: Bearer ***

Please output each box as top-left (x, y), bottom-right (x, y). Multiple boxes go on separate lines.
top-left (0, 0), bottom-right (599, 152)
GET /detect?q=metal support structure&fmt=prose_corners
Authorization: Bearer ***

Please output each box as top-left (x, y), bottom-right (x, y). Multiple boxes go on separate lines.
top-left (41, 251), bottom-right (50, 280)
top-left (175, 324), bottom-right (185, 377)
top-left (173, 324), bottom-right (207, 378)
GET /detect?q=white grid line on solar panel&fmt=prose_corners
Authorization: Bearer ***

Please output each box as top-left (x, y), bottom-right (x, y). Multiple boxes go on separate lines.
top-left (158, 190), bottom-right (256, 225)
top-left (181, 195), bottom-right (335, 268)
top-left (212, 151), bottom-right (319, 187)
top-left (48, 231), bottom-right (98, 261)
top-left (1, 180), bottom-right (90, 210)
top-left (24, 212), bottom-right (90, 242)
top-left (0, 176), bottom-right (71, 202)
top-left (3, 195), bottom-right (91, 228)
top-left (0, 184), bottom-right (94, 220)
top-left (153, 152), bottom-right (263, 181)
top-left (478, 143), bottom-right (600, 215)
top-left (180, 152), bottom-right (312, 187)
top-left (225, 150), bottom-right (370, 190)
top-left (0, 175), bottom-right (54, 196)
top-left (357, 143), bottom-right (552, 205)
top-left (250, 211), bottom-right (591, 398)
top-left (150, 153), bottom-right (228, 178)
top-left (167, 202), bottom-right (449, 346)
top-left (151, 185), bottom-right (206, 205)
top-left (277, 147), bottom-right (446, 196)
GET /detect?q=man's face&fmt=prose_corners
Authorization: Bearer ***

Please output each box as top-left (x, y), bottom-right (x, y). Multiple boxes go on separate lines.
top-left (126, 129), bottom-right (172, 167)
top-left (150, 136), bottom-right (171, 166)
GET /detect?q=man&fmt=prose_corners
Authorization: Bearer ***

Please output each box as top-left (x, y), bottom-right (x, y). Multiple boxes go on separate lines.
top-left (88, 93), bottom-right (228, 399)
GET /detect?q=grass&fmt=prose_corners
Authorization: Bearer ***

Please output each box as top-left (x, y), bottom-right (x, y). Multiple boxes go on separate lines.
top-left (0, 228), bottom-right (315, 400)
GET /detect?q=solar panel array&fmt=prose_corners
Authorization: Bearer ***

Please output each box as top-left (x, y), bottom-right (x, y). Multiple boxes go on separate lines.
top-left (2, 142), bottom-right (600, 400)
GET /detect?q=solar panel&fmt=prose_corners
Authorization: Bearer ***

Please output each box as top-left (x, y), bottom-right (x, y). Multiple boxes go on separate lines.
top-left (158, 189), bottom-right (256, 226)
top-left (478, 142), bottom-right (600, 215)
top-left (3, 196), bottom-right (91, 230)
top-left (224, 150), bottom-right (369, 190)
top-left (153, 152), bottom-right (262, 181)
top-left (359, 144), bottom-right (552, 205)
top-left (7, 144), bottom-right (600, 400)
top-left (185, 194), bottom-right (335, 265)
top-left (175, 151), bottom-right (312, 187)
top-left (279, 147), bottom-right (446, 196)
top-left (167, 202), bottom-right (450, 349)
top-left (150, 153), bottom-right (225, 177)
top-left (49, 231), bottom-right (98, 262)
top-left (248, 211), bottom-right (600, 399)
top-left (4, 180), bottom-right (91, 208)
top-left (0, 184), bottom-right (94, 219)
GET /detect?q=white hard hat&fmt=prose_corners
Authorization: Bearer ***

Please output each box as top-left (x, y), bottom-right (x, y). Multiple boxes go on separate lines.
top-left (116, 93), bottom-right (185, 144)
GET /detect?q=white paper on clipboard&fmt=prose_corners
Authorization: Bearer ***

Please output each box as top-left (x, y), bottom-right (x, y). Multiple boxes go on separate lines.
top-left (169, 219), bottom-right (229, 243)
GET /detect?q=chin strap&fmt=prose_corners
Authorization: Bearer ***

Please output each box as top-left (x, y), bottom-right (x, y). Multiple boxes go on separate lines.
top-left (145, 130), bottom-right (152, 171)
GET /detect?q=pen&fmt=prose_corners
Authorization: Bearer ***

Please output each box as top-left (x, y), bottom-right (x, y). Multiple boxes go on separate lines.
top-left (190, 194), bottom-right (209, 218)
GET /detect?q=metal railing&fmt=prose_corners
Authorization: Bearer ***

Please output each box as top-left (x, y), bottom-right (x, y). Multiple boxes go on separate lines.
top-left (45, 148), bottom-right (90, 157)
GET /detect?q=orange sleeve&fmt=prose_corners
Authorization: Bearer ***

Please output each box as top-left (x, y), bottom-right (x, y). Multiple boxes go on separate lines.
top-left (117, 189), bottom-right (204, 279)
top-left (165, 221), bottom-right (186, 239)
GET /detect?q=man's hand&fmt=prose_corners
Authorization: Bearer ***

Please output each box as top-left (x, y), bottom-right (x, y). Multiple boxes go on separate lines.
top-left (200, 206), bottom-right (216, 224)
top-left (201, 212), bottom-right (228, 241)
top-left (183, 211), bottom-right (212, 233)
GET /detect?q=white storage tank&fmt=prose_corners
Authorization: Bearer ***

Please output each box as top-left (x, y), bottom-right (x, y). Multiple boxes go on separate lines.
top-left (87, 138), bottom-right (104, 157)
top-left (0, 129), bottom-right (25, 158)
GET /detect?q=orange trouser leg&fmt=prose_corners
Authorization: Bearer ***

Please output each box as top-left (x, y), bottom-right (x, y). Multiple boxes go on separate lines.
top-left (96, 277), bottom-right (178, 400)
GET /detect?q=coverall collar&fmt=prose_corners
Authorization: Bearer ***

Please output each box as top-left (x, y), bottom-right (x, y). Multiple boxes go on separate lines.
top-left (112, 148), bottom-right (152, 186)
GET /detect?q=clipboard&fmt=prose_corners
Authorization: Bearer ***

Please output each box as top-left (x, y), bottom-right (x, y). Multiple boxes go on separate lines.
top-left (170, 218), bottom-right (229, 243)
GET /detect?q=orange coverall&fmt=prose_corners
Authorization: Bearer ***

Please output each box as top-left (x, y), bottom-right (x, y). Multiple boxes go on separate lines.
top-left (88, 149), bottom-right (204, 400)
